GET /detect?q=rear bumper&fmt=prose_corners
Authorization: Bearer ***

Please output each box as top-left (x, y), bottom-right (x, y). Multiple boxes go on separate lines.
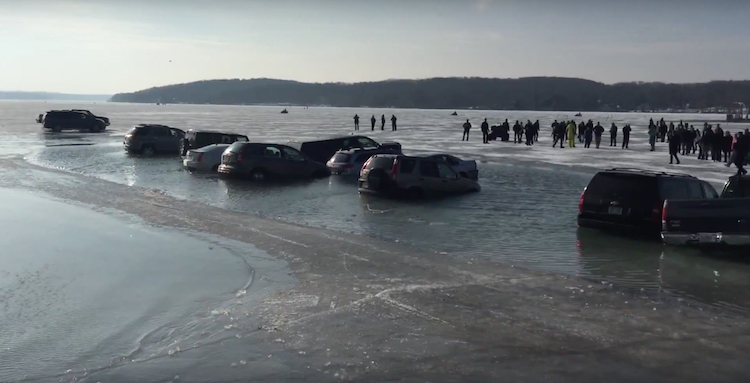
top-left (661, 232), bottom-right (750, 246)
top-left (577, 216), bottom-right (660, 236)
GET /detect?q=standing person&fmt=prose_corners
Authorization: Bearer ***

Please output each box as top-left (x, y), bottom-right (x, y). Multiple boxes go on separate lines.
top-left (668, 130), bottom-right (681, 164)
top-left (462, 119), bottom-right (472, 141)
top-left (723, 131), bottom-right (733, 163)
top-left (481, 118), bottom-right (489, 144)
top-left (725, 132), bottom-right (749, 175)
top-left (370, 115), bottom-right (376, 131)
top-left (609, 123), bottom-right (618, 146)
top-left (524, 120), bottom-right (534, 146)
top-left (533, 120), bottom-right (540, 142)
top-left (513, 121), bottom-right (522, 143)
top-left (552, 122), bottom-right (565, 148)
top-left (353, 114), bottom-right (360, 131)
top-left (583, 124), bottom-right (593, 148)
top-left (391, 115), bottom-right (397, 131)
top-left (648, 123), bottom-right (658, 151)
top-left (381, 114), bottom-right (386, 131)
top-left (578, 121), bottom-right (586, 143)
top-left (566, 120), bottom-right (577, 148)
top-left (593, 122), bottom-right (605, 148)
top-left (622, 124), bottom-right (631, 149)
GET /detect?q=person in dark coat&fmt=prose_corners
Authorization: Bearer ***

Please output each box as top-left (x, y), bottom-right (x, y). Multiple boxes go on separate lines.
top-left (726, 132), bottom-right (749, 175)
top-left (513, 121), bottom-right (523, 143)
top-left (370, 115), bottom-right (376, 131)
top-left (593, 122), bottom-right (605, 148)
top-left (353, 114), bottom-right (360, 131)
top-left (524, 120), bottom-right (534, 145)
top-left (533, 120), bottom-right (540, 142)
top-left (462, 119), bottom-right (472, 141)
top-left (391, 115), bottom-right (397, 131)
top-left (609, 123), bottom-right (618, 146)
top-left (481, 118), bottom-right (490, 144)
top-left (552, 121), bottom-right (565, 148)
top-left (668, 129), bottom-right (682, 164)
top-left (723, 131), bottom-right (733, 163)
top-left (622, 124), bottom-right (631, 149)
top-left (381, 114), bottom-right (386, 130)
top-left (584, 124), bottom-right (593, 148)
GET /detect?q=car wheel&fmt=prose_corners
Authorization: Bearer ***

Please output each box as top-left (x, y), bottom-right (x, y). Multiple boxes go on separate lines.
top-left (249, 169), bottom-right (267, 182)
top-left (141, 146), bottom-right (155, 156)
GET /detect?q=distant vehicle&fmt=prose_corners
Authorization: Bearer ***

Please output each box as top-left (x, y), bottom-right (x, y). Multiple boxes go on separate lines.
top-left (70, 109), bottom-right (110, 126)
top-left (123, 124), bottom-right (185, 156)
top-left (577, 168), bottom-right (716, 236)
top-left (218, 142), bottom-right (331, 181)
top-left (181, 129), bottom-right (249, 156)
top-left (661, 175), bottom-right (750, 247)
top-left (288, 135), bottom-right (402, 164)
top-left (424, 154), bottom-right (479, 180)
top-left (41, 110), bottom-right (108, 133)
top-left (183, 144), bottom-right (230, 173)
top-left (326, 146), bottom-right (403, 176)
top-left (281, 109), bottom-right (289, 114)
top-left (357, 154), bottom-right (481, 199)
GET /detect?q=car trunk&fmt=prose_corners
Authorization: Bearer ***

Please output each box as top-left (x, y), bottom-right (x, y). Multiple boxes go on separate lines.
top-left (664, 199), bottom-right (750, 234)
top-left (582, 173), bottom-right (660, 226)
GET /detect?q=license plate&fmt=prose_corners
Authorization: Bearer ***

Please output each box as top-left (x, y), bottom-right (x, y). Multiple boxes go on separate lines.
top-left (698, 233), bottom-right (720, 243)
top-left (608, 206), bottom-right (623, 215)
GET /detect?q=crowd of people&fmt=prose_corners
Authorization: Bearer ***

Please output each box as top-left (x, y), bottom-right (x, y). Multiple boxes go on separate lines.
top-left (353, 114), bottom-right (398, 131)
top-left (460, 117), bottom-right (750, 175)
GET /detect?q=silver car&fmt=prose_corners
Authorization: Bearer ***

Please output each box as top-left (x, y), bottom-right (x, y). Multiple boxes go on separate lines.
top-left (326, 147), bottom-right (402, 176)
top-left (183, 144), bottom-right (230, 172)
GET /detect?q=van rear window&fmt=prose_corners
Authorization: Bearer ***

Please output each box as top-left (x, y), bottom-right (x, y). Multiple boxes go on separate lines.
top-left (586, 173), bottom-right (657, 201)
top-left (364, 156), bottom-right (395, 170)
top-left (658, 178), bottom-right (705, 200)
top-left (331, 153), bottom-right (350, 163)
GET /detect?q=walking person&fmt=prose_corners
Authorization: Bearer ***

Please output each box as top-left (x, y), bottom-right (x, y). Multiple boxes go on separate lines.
top-left (648, 123), bottom-right (658, 151)
top-left (584, 124), bottom-right (593, 148)
top-left (481, 118), bottom-right (489, 144)
top-left (370, 115), bottom-right (376, 131)
top-left (391, 115), bottom-right (397, 131)
top-left (462, 119), bottom-right (472, 141)
top-left (609, 123), bottom-right (618, 146)
top-left (668, 130), bottom-right (681, 164)
top-left (552, 122), bottom-right (565, 148)
top-left (353, 114), bottom-right (360, 131)
top-left (622, 124), bottom-right (631, 149)
top-left (381, 114), bottom-right (386, 131)
top-left (725, 132), bottom-right (749, 175)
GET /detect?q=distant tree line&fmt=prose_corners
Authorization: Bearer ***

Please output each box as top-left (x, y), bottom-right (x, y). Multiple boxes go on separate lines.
top-left (109, 77), bottom-right (750, 112)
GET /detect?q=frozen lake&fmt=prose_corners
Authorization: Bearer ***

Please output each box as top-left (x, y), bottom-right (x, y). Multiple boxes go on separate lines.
top-left (2, 100), bottom-right (750, 381)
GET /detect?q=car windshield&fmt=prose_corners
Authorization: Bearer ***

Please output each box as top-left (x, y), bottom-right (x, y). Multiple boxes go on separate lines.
top-left (364, 156), bottom-right (395, 169)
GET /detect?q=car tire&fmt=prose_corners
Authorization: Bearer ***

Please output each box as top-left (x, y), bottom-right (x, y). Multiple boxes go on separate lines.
top-left (249, 169), bottom-right (267, 182)
top-left (141, 145), bottom-right (155, 156)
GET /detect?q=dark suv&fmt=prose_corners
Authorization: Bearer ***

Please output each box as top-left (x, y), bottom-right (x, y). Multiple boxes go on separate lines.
top-left (41, 110), bottom-right (108, 132)
top-left (180, 129), bottom-right (249, 156)
top-left (577, 168), bottom-right (717, 236)
top-left (218, 142), bottom-right (330, 181)
top-left (123, 124), bottom-right (185, 156)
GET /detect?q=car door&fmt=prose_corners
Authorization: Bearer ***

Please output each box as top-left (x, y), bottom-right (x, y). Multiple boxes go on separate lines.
top-left (280, 146), bottom-right (312, 177)
top-left (151, 128), bottom-right (172, 152)
top-left (416, 160), bottom-right (443, 192)
top-left (258, 145), bottom-right (286, 176)
top-left (436, 162), bottom-right (465, 193)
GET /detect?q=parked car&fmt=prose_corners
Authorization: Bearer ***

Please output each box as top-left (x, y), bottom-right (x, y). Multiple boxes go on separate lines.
top-left (70, 109), bottom-right (110, 126)
top-left (424, 154), bottom-right (479, 180)
top-left (577, 168), bottom-right (716, 236)
top-left (288, 135), bottom-right (401, 164)
top-left (181, 129), bottom-right (249, 156)
top-left (326, 146), bottom-right (403, 176)
top-left (357, 154), bottom-right (481, 198)
top-left (183, 144), bottom-right (230, 172)
top-left (218, 142), bottom-right (331, 181)
top-left (123, 124), bottom-right (185, 156)
top-left (661, 175), bottom-right (750, 246)
top-left (41, 110), bottom-right (108, 133)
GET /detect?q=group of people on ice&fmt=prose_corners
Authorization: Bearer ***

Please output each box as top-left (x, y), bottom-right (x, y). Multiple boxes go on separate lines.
top-left (353, 114), bottom-right (398, 131)
top-left (462, 119), bottom-right (541, 145)
top-left (550, 120), bottom-right (633, 149)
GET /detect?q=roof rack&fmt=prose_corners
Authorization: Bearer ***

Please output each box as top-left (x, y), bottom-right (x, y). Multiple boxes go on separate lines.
top-left (604, 168), bottom-right (696, 178)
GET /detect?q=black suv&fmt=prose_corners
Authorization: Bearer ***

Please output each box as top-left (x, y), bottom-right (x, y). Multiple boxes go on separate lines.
top-left (41, 110), bottom-right (109, 132)
top-left (577, 168), bottom-right (717, 236)
top-left (181, 129), bottom-right (249, 156)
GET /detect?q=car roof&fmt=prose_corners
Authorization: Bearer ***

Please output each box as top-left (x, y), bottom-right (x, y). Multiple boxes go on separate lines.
top-left (599, 168), bottom-right (697, 179)
top-left (134, 124), bottom-right (173, 129)
top-left (193, 144), bottom-right (231, 152)
top-left (336, 147), bottom-right (390, 155)
top-left (290, 134), bottom-right (378, 145)
top-left (187, 129), bottom-right (247, 136)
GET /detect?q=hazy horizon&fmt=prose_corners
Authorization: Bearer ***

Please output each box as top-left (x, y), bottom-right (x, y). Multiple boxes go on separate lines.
top-left (2, 0), bottom-right (749, 94)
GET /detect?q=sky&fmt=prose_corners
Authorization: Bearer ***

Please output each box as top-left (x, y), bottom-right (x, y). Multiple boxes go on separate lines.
top-left (1, 0), bottom-right (749, 94)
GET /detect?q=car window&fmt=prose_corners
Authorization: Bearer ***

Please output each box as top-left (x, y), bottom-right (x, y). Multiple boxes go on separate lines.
top-left (133, 127), bottom-right (151, 136)
top-left (263, 146), bottom-right (282, 158)
top-left (332, 153), bottom-right (350, 163)
top-left (418, 161), bottom-right (440, 178)
top-left (357, 137), bottom-right (378, 148)
top-left (722, 178), bottom-right (750, 198)
top-left (221, 135), bottom-right (232, 144)
top-left (282, 147), bottom-right (305, 161)
top-left (437, 163), bottom-right (458, 179)
top-left (236, 136), bottom-right (249, 142)
top-left (153, 128), bottom-right (171, 137)
top-left (701, 182), bottom-right (719, 198)
top-left (400, 159), bottom-right (417, 174)
top-left (585, 173), bottom-right (657, 201)
top-left (684, 180), bottom-right (705, 199)
top-left (658, 178), bottom-right (696, 200)
top-left (170, 129), bottom-right (183, 137)
top-left (364, 156), bottom-right (394, 170)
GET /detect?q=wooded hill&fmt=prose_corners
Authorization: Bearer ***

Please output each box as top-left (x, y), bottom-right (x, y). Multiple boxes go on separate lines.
top-left (109, 77), bottom-right (750, 111)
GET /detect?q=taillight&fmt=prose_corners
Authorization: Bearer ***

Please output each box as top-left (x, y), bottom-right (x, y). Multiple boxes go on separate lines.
top-left (661, 200), bottom-right (668, 230)
top-left (652, 201), bottom-right (663, 222)
top-left (578, 188), bottom-right (586, 214)
top-left (342, 164), bottom-right (354, 170)
top-left (197, 153), bottom-right (204, 162)
top-left (362, 157), bottom-right (372, 169)
top-left (390, 158), bottom-right (399, 180)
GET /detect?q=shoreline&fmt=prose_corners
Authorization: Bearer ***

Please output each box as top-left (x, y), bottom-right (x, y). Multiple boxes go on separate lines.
top-left (2, 157), bottom-right (750, 382)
